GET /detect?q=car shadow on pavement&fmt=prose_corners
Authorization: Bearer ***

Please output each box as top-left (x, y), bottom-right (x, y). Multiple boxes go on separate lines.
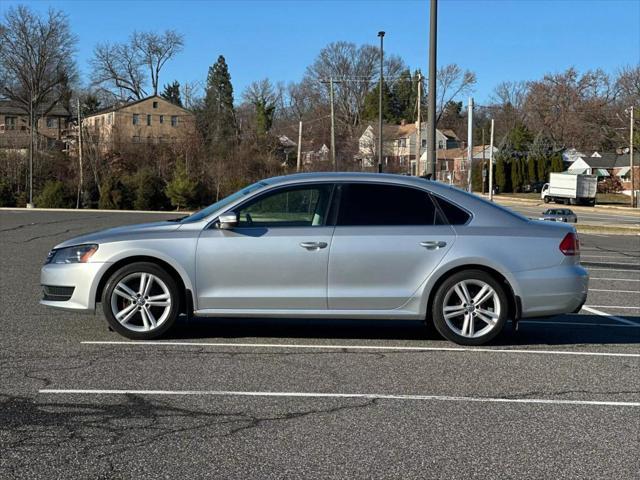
top-left (165, 314), bottom-right (640, 346)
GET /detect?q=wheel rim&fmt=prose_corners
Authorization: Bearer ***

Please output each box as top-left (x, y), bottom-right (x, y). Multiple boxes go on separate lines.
top-left (110, 272), bottom-right (172, 332)
top-left (442, 279), bottom-right (501, 339)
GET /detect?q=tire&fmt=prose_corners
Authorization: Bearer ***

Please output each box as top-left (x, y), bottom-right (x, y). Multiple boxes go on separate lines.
top-left (102, 262), bottom-right (180, 340)
top-left (431, 270), bottom-right (508, 346)
top-left (543, 196), bottom-right (550, 203)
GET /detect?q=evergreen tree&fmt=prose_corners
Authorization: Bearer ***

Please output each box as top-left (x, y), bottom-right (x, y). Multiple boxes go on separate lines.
top-left (390, 69), bottom-right (416, 122)
top-left (161, 80), bottom-right (182, 106)
top-left (203, 55), bottom-right (237, 155)
top-left (362, 81), bottom-right (394, 123)
top-left (527, 155), bottom-right (538, 183)
top-left (530, 133), bottom-right (552, 183)
top-left (506, 122), bottom-right (533, 153)
top-left (130, 168), bottom-right (169, 210)
top-left (550, 152), bottom-right (565, 173)
top-left (510, 157), bottom-right (522, 192)
top-left (165, 161), bottom-right (198, 210)
top-left (255, 100), bottom-right (276, 137)
top-left (495, 135), bottom-right (513, 193)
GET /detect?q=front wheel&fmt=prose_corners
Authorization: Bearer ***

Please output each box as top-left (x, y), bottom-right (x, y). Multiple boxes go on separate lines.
top-left (102, 262), bottom-right (179, 340)
top-left (543, 196), bottom-right (550, 203)
top-left (432, 270), bottom-right (508, 346)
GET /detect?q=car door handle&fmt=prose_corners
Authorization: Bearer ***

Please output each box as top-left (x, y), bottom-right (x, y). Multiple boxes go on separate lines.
top-left (299, 241), bottom-right (328, 250)
top-left (420, 241), bottom-right (447, 250)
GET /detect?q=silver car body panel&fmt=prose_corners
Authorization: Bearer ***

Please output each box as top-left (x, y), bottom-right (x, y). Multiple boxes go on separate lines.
top-left (40, 172), bottom-right (588, 321)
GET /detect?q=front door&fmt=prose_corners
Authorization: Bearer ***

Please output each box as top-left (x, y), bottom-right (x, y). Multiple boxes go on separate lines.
top-left (328, 183), bottom-right (455, 310)
top-left (195, 183), bottom-right (334, 311)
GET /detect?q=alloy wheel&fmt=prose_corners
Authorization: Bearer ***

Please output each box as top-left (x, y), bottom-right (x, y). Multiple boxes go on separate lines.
top-left (442, 279), bottom-right (501, 339)
top-left (110, 272), bottom-right (172, 332)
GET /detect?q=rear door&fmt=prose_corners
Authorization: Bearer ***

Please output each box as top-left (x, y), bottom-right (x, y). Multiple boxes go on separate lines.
top-left (327, 183), bottom-right (456, 310)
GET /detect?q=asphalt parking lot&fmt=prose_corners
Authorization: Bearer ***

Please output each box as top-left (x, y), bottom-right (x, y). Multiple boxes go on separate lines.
top-left (1, 209), bottom-right (639, 479)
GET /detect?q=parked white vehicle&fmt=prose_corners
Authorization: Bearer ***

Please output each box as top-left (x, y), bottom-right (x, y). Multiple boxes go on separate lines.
top-left (541, 173), bottom-right (597, 206)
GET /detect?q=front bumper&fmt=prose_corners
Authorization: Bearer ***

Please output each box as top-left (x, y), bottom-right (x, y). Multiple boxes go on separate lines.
top-left (40, 262), bottom-right (110, 312)
top-left (514, 264), bottom-right (589, 318)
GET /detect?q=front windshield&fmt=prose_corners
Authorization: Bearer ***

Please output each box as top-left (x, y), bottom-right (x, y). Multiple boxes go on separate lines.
top-left (179, 181), bottom-right (268, 223)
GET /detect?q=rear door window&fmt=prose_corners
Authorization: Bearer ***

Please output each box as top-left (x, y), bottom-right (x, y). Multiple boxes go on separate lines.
top-left (336, 183), bottom-right (441, 226)
top-left (431, 195), bottom-right (471, 225)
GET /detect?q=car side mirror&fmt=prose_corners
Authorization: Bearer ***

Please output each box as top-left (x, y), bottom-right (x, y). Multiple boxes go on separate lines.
top-left (217, 212), bottom-right (238, 229)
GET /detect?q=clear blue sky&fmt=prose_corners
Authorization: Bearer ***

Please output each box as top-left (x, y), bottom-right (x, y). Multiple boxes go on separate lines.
top-left (3, 0), bottom-right (639, 103)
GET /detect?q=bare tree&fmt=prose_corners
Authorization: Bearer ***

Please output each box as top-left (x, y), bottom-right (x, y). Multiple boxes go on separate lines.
top-left (90, 29), bottom-right (183, 101)
top-left (91, 42), bottom-right (147, 100)
top-left (434, 64), bottom-right (476, 123)
top-left (132, 30), bottom-right (184, 96)
top-left (304, 41), bottom-right (406, 130)
top-left (0, 5), bottom-right (77, 117)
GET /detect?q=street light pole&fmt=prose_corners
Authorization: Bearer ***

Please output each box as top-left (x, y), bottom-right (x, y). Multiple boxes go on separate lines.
top-left (427, 0), bottom-right (437, 179)
top-left (28, 97), bottom-right (34, 208)
top-left (630, 105), bottom-right (635, 208)
top-left (378, 31), bottom-right (385, 173)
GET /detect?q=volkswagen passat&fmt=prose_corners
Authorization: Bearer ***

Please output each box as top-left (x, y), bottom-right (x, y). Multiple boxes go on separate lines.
top-left (40, 173), bottom-right (588, 345)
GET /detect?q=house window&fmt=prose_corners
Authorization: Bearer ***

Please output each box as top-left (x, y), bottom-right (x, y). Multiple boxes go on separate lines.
top-left (399, 156), bottom-right (406, 164)
top-left (46, 117), bottom-right (57, 128)
top-left (153, 101), bottom-right (158, 109)
top-left (147, 114), bottom-right (152, 126)
top-left (421, 139), bottom-right (427, 148)
top-left (5, 116), bottom-right (17, 130)
top-left (398, 138), bottom-right (406, 147)
top-left (438, 140), bottom-right (444, 149)
top-left (132, 114), bottom-right (139, 125)
top-left (107, 114), bottom-right (112, 125)
top-left (171, 115), bottom-right (178, 127)
top-left (159, 115), bottom-right (164, 124)
top-left (132, 135), bottom-right (140, 143)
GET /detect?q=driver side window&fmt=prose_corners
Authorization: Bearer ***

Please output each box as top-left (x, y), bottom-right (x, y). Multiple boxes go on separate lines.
top-left (235, 184), bottom-right (332, 228)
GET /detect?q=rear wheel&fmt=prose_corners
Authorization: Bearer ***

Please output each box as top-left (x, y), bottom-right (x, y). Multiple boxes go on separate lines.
top-left (102, 262), bottom-right (179, 340)
top-left (432, 270), bottom-right (508, 346)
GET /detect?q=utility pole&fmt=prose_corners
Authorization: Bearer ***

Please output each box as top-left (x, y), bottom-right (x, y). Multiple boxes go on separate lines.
top-left (27, 98), bottom-right (34, 208)
top-left (415, 73), bottom-right (422, 176)
top-left (630, 105), bottom-right (636, 208)
top-left (427, 0), bottom-right (437, 179)
top-left (76, 98), bottom-right (84, 209)
top-left (378, 31), bottom-right (385, 173)
top-left (481, 128), bottom-right (486, 194)
top-left (467, 97), bottom-right (473, 192)
top-left (489, 119), bottom-right (495, 202)
top-left (329, 78), bottom-right (336, 171)
top-left (296, 120), bottom-right (303, 172)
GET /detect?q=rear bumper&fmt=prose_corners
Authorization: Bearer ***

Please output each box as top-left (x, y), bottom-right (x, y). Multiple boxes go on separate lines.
top-left (39, 262), bottom-right (109, 312)
top-left (514, 264), bottom-right (589, 318)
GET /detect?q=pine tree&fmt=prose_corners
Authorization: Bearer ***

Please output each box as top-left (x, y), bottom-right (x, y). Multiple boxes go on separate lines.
top-left (165, 161), bottom-right (198, 210)
top-left (390, 69), bottom-right (416, 122)
top-left (495, 135), bottom-right (513, 193)
top-left (527, 155), bottom-right (538, 183)
top-left (161, 80), bottom-right (182, 106)
top-left (550, 152), bottom-right (564, 173)
top-left (530, 133), bottom-right (552, 183)
top-left (362, 81), bottom-right (394, 123)
top-left (511, 157), bottom-right (523, 192)
top-left (203, 55), bottom-right (237, 156)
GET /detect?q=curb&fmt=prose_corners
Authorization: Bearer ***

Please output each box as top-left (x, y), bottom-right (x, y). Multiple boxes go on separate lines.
top-left (0, 207), bottom-right (191, 215)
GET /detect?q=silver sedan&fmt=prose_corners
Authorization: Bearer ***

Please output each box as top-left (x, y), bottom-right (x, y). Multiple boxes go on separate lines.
top-left (539, 209), bottom-right (578, 223)
top-left (40, 173), bottom-right (588, 346)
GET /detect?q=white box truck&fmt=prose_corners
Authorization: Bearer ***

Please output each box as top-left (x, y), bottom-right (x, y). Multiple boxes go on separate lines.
top-left (541, 173), bottom-right (597, 206)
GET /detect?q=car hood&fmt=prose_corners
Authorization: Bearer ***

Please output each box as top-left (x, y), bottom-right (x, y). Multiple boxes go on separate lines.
top-left (53, 221), bottom-right (182, 249)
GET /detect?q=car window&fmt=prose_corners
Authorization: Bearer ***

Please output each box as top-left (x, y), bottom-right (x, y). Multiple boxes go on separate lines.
top-left (431, 195), bottom-right (471, 225)
top-left (236, 184), bottom-right (332, 227)
top-left (337, 183), bottom-right (441, 226)
top-left (180, 181), bottom-right (267, 223)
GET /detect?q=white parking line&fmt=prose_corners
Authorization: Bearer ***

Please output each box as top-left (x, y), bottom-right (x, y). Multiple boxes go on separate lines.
top-left (38, 389), bottom-right (640, 408)
top-left (586, 268), bottom-right (640, 273)
top-left (590, 289), bottom-right (640, 293)
top-left (519, 320), bottom-right (639, 328)
top-left (81, 341), bottom-right (640, 357)
top-left (586, 305), bottom-right (640, 310)
top-left (582, 306), bottom-right (640, 326)
top-left (591, 278), bottom-right (640, 282)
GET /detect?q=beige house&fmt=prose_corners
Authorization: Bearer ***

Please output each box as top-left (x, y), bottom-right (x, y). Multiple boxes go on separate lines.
top-left (83, 95), bottom-right (195, 150)
top-left (0, 99), bottom-right (70, 151)
top-left (357, 121), bottom-right (460, 172)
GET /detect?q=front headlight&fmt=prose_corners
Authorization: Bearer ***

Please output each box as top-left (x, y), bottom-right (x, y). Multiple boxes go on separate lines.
top-left (45, 244), bottom-right (99, 265)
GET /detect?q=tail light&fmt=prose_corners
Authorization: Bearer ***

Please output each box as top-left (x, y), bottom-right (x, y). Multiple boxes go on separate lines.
top-left (559, 232), bottom-right (580, 256)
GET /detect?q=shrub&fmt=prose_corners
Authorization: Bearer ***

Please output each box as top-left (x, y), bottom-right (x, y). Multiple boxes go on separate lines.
top-left (99, 176), bottom-right (133, 210)
top-left (130, 168), bottom-right (169, 211)
top-left (35, 181), bottom-right (74, 208)
top-left (0, 180), bottom-right (15, 207)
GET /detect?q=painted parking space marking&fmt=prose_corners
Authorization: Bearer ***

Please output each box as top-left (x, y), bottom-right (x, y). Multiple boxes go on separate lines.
top-left (38, 389), bottom-right (640, 408)
top-left (590, 289), bottom-right (640, 293)
top-left (590, 278), bottom-right (640, 282)
top-left (581, 306), bottom-right (640, 326)
top-left (81, 341), bottom-right (640, 358)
